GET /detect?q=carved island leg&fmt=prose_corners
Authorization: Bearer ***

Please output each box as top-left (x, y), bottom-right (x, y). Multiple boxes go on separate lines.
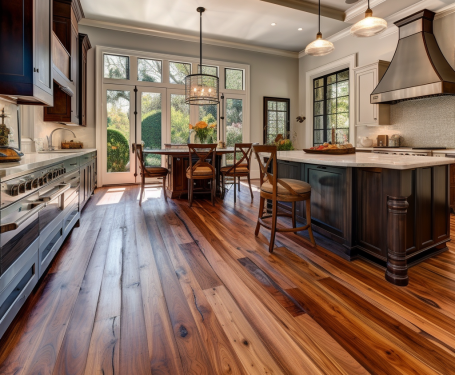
top-left (385, 196), bottom-right (409, 286)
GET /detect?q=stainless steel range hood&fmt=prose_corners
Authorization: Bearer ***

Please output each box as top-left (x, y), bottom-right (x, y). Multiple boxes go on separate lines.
top-left (371, 10), bottom-right (455, 104)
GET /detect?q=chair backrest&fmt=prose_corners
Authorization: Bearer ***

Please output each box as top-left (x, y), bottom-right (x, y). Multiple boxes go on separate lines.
top-left (132, 143), bottom-right (146, 172)
top-left (187, 144), bottom-right (217, 178)
top-left (253, 144), bottom-right (300, 197)
top-left (225, 143), bottom-right (253, 174)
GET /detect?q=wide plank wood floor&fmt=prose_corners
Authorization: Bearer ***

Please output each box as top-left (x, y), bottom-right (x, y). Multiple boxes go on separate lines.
top-left (1, 182), bottom-right (455, 374)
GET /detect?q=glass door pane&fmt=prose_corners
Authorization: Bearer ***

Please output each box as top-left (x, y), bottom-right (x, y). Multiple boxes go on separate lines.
top-left (170, 94), bottom-right (190, 145)
top-left (197, 105), bottom-right (218, 143)
top-left (141, 92), bottom-right (162, 166)
top-left (226, 98), bottom-right (243, 162)
top-left (106, 90), bottom-right (131, 173)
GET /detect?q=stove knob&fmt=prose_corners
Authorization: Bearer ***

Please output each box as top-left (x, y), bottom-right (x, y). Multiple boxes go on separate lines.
top-left (47, 172), bottom-right (53, 181)
top-left (32, 178), bottom-right (39, 188)
top-left (18, 182), bottom-right (26, 194)
top-left (53, 170), bottom-right (58, 178)
top-left (25, 180), bottom-right (33, 190)
top-left (11, 185), bottom-right (19, 196)
top-left (42, 175), bottom-right (48, 184)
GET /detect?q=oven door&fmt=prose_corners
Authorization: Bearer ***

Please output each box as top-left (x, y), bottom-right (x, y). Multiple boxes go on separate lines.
top-left (0, 192), bottom-right (44, 275)
top-left (62, 170), bottom-right (80, 210)
top-left (38, 181), bottom-right (71, 241)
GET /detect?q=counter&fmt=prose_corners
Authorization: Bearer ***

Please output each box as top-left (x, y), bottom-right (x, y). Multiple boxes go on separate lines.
top-left (0, 149), bottom-right (97, 181)
top-left (273, 151), bottom-right (452, 286)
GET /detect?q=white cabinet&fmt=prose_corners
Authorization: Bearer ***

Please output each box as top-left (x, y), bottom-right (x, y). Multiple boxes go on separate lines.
top-left (354, 61), bottom-right (390, 126)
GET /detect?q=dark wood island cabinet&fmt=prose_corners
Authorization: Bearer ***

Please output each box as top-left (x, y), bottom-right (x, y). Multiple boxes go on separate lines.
top-left (274, 151), bottom-right (453, 286)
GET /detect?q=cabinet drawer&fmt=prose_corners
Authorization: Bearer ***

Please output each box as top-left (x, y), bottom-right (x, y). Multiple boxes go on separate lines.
top-left (39, 225), bottom-right (63, 278)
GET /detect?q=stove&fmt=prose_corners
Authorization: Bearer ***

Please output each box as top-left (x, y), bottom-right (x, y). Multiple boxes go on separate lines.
top-left (412, 147), bottom-right (447, 150)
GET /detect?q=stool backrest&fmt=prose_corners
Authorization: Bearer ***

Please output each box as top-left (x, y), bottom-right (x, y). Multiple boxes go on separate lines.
top-left (225, 143), bottom-right (253, 174)
top-left (187, 144), bottom-right (217, 178)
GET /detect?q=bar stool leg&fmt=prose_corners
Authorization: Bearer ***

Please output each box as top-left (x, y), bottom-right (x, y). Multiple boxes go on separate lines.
top-left (247, 174), bottom-right (253, 203)
top-left (162, 177), bottom-right (167, 202)
top-left (292, 202), bottom-right (296, 228)
top-left (269, 200), bottom-right (278, 253)
top-left (139, 174), bottom-right (145, 206)
top-left (238, 176), bottom-right (241, 191)
top-left (305, 199), bottom-right (316, 247)
top-left (255, 196), bottom-right (265, 236)
top-left (234, 175), bottom-right (237, 203)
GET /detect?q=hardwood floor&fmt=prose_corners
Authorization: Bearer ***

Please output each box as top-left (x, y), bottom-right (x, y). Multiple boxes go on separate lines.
top-left (1, 182), bottom-right (455, 374)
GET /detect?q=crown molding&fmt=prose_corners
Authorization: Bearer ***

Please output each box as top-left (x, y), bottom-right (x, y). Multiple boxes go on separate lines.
top-left (299, 0), bottom-right (455, 57)
top-left (344, 0), bottom-right (387, 22)
top-left (79, 18), bottom-right (299, 59)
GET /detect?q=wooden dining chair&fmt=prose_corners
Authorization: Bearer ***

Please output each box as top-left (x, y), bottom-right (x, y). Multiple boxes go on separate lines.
top-left (187, 144), bottom-right (217, 207)
top-left (133, 143), bottom-right (169, 205)
top-left (253, 145), bottom-right (316, 252)
top-left (220, 143), bottom-right (254, 203)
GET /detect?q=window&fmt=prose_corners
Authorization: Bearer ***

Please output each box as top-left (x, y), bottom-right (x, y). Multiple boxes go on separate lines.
top-left (198, 105), bottom-right (218, 142)
top-left (104, 55), bottom-right (130, 79)
top-left (313, 68), bottom-right (349, 146)
top-left (225, 68), bottom-right (244, 90)
top-left (226, 98), bottom-right (243, 162)
top-left (138, 58), bottom-right (162, 82)
top-left (141, 92), bottom-right (162, 166)
top-left (169, 62), bottom-right (191, 84)
top-left (198, 65), bottom-right (219, 76)
top-left (170, 94), bottom-right (190, 144)
top-left (263, 97), bottom-right (290, 144)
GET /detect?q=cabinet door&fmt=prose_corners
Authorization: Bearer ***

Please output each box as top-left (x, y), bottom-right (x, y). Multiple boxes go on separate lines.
top-left (305, 165), bottom-right (346, 238)
top-left (79, 166), bottom-right (86, 209)
top-left (34, 0), bottom-right (52, 96)
top-left (276, 160), bottom-right (301, 180)
top-left (356, 68), bottom-right (377, 126)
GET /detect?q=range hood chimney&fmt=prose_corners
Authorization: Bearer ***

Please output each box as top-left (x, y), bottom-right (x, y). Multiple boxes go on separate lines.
top-left (371, 10), bottom-right (455, 104)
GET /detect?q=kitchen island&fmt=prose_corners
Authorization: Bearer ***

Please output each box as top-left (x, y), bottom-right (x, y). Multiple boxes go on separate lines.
top-left (275, 151), bottom-right (454, 286)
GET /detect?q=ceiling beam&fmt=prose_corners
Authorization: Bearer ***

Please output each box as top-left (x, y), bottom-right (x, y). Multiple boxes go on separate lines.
top-left (260, 0), bottom-right (345, 21)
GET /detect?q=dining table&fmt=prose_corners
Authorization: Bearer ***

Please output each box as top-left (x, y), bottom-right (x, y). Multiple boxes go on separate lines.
top-left (143, 147), bottom-right (236, 199)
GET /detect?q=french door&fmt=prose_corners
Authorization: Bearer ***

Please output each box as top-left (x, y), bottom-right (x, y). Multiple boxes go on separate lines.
top-left (101, 84), bottom-right (166, 185)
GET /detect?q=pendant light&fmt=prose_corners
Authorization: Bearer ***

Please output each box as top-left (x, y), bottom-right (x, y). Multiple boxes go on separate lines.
top-left (185, 7), bottom-right (219, 105)
top-left (350, 0), bottom-right (387, 37)
top-left (305, 0), bottom-right (334, 57)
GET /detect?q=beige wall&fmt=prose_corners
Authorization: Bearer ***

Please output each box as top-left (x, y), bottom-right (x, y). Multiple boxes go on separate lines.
top-left (298, 12), bottom-right (455, 148)
top-left (35, 25), bottom-right (298, 151)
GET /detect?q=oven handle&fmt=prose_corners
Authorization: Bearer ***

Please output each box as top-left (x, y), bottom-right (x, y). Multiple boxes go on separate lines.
top-left (39, 183), bottom-right (71, 202)
top-left (0, 202), bottom-right (46, 234)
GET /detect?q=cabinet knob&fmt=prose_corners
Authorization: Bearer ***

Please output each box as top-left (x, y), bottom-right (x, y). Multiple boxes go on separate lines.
top-left (37, 68), bottom-right (39, 73)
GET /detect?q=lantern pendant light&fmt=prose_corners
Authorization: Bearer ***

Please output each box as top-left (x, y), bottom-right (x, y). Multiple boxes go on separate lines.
top-left (350, 0), bottom-right (387, 37)
top-left (185, 7), bottom-right (219, 105)
top-left (304, 0), bottom-right (334, 57)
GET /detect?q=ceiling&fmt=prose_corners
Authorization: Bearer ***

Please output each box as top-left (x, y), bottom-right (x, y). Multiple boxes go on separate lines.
top-left (80, 0), bottom-right (453, 52)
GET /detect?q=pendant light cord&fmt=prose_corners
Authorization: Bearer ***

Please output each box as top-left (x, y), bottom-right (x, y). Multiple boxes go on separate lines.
top-left (200, 10), bottom-right (202, 73)
top-left (318, 0), bottom-right (321, 33)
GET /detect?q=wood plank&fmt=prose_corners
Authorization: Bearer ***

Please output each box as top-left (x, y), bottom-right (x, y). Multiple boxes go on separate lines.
top-left (143, 204), bottom-right (216, 375)
top-left (119, 188), bottom-right (152, 374)
top-left (204, 286), bottom-right (286, 375)
top-left (134, 205), bottom-right (185, 375)
top-left (238, 257), bottom-right (305, 317)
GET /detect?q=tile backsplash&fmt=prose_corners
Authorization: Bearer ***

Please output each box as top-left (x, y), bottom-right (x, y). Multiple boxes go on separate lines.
top-left (356, 96), bottom-right (455, 148)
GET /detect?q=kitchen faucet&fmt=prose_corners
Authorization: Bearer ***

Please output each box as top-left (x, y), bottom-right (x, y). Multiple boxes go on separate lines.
top-left (47, 128), bottom-right (76, 150)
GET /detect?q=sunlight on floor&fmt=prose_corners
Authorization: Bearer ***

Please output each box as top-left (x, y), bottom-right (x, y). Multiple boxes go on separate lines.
top-left (97, 188), bottom-right (125, 205)
top-left (138, 187), bottom-right (163, 201)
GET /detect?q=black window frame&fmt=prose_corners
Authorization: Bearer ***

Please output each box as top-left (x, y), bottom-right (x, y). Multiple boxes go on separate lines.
top-left (263, 97), bottom-right (290, 144)
top-left (313, 68), bottom-right (350, 146)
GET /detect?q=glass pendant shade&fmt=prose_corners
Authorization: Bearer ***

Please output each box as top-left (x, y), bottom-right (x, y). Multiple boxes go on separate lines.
top-left (350, 9), bottom-right (387, 37)
top-left (185, 72), bottom-right (219, 105)
top-left (305, 32), bottom-right (335, 57)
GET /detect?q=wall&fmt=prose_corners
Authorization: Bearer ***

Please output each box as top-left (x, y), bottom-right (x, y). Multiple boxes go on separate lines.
top-left (52, 25), bottom-right (299, 153)
top-left (298, 11), bottom-right (455, 148)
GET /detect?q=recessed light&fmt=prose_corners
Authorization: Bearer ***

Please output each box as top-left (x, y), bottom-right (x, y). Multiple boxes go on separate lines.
top-left (298, 28), bottom-right (303, 31)
top-left (271, 23), bottom-right (276, 26)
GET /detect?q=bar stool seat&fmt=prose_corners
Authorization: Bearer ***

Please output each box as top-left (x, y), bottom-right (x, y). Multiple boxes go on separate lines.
top-left (186, 166), bottom-right (214, 177)
top-left (220, 165), bottom-right (249, 174)
top-left (261, 179), bottom-right (311, 196)
top-left (145, 166), bottom-right (169, 176)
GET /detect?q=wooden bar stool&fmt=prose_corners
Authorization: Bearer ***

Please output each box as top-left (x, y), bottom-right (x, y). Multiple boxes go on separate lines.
top-left (253, 145), bottom-right (316, 252)
top-left (133, 143), bottom-right (169, 205)
top-left (220, 143), bottom-right (254, 203)
top-left (187, 144), bottom-right (217, 207)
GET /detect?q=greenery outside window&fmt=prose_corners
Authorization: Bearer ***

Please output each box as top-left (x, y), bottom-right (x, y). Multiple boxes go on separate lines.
top-left (138, 58), bottom-right (162, 82)
top-left (313, 68), bottom-right (349, 146)
top-left (169, 62), bottom-right (191, 84)
top-left (104, 54), bottom-right (130, 79)
top-left (263, 97), bottom-right (290, 144)
top-left (198, 65), bottom-right (219, 76)
top-left (225, 68), bottom-right (244, 90)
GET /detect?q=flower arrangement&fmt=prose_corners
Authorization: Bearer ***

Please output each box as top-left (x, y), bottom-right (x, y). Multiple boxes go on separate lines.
top-left (189, 121), bottom-right (216, 143)
top-left (277, 139), bottom-right (294, 151)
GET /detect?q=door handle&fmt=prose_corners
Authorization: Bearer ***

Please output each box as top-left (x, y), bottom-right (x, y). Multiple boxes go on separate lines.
top-left (1, 202), bottom-right (46, 233)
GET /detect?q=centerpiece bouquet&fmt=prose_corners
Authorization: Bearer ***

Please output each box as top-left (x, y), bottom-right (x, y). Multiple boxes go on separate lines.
top-left (189, 121), bottom-right (216, 143)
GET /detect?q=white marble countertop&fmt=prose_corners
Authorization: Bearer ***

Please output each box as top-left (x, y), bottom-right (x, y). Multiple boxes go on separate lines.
top-left (432, 149), bottom-right (455, 155)
top-left (0, 149), bottom-right (97, 180)
top-left (276, 151), bottom-right (455, 170)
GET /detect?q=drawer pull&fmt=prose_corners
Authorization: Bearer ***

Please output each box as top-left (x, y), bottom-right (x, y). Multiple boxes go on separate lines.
top-left (70, 163), bottom-right (78, 166)
top-left (317, 166), bottom-right (327, 170)
top-left (1, 202), bottom-right (46, 233)
top-left (39, 184), bottom-right (71, 202)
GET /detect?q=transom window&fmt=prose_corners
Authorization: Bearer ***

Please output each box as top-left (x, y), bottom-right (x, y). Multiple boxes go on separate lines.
top-left (225, 68), bottom-right (244, 90)
top-left (169, 62), bottom-right (192, 84)
top-left (104, 54), bottom-right (129, 79)
top-left (313, 68), bottom-right (349, 146)
top-left (138, 58), bottom-right (162, 82)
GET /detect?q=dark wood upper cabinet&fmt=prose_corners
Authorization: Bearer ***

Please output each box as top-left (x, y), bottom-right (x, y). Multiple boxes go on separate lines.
top-left (44, 0), bottom-right (89, 126)
top-left (0, 0), bottom-right (54, 106)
